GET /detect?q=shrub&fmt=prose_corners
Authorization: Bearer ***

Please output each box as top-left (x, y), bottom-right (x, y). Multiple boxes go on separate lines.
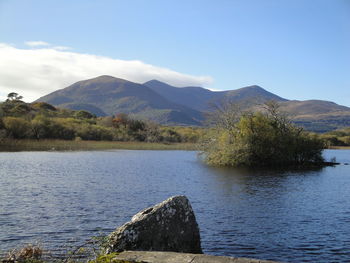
top-left (112, 113), bottom-right (129, 128)
top-left (320, 134), bottom-right (346, 147)
top-left (142, 122), bottom-right (161, 142)
top-left (161, 128), bottom-right (182, 142)
top-left (29, 117), bottom-right (76, 140)
top-left (31, 116), bottom-right (51, 139)
top-left (48, 120), bottom-right (76, 140)
top-left (97, 116), bottom-right (114, 128)
top-left (112, 126), bottom-right (132, 141)
top-left (76, 124), bottom-right (113, 141)
top-left (31, 102), bottom-right (57, 112)
top-left (0, 117), bottom-right (4, 129)
top-left (3, 117), bottom-right (32, 139)
top-left (320, 128), bottom-right (350, 146)
top-left (74, 110), bottom-right (96, 119)
top-left (2, 244), bottom-right (43, 263)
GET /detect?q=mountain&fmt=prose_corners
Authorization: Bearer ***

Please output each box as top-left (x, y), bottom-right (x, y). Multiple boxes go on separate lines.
top-left (37, 76), bottom-right (350, 131)
top-left (280, 100), bottom-right (350, 115)
top-left (144, 80), bottom-right (287, 111)
top-left (36, 75), bottom-right (203, 125)
top-left (222, 85), bottom-right (287, 105)
top-left (144, 80), bottom-right (350, 132)
top-left (144, 80), bottom-right (223, 111)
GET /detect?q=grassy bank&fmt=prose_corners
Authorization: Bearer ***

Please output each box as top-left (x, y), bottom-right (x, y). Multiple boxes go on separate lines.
top-left (328, 146), bottom-right (350, 150)
top-left (0, 139), bottom-right (198, 152)
top-left (1, 139), bottom-right (348, 152)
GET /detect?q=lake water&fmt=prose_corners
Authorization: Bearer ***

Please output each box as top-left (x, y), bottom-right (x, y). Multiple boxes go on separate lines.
top-left (0, 149), bottom-right (349, 262)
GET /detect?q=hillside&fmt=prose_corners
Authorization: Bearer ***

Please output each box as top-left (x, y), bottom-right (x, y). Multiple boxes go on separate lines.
top-left (36, 76), bottom-right (203, 126)
top-left (144, 81), bottom-right (287, 111)
top-left (144, 80), bottom-right (223, 111)
top-left (280, 100), bottom-right (350, 132)
top-left (37, 76), bottom-right (350, 131)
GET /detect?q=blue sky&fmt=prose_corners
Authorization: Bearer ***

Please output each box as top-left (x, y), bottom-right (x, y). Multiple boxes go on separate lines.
top-left (0, 0), bottom-right (349, 105)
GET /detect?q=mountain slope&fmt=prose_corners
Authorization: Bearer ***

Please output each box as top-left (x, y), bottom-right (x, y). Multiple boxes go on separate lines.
top-left (36, 76), bottom-right (203, 125)
top-left (144, 80), bottom-right (287, 111)
top-left (222, 85), bottom-right (287, 104)
top-left (144, 80), bottom-right (223, 111)
top-left (280, 100), bottom-right (350, 116)
top-left (279, 100), bottom-right (350, 132)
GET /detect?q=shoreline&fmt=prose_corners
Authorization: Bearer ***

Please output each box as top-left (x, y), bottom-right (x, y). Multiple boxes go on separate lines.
top-left (1, 139), bottom-right (349, 152)
top-left (328, 145), bottom-right (350, 150)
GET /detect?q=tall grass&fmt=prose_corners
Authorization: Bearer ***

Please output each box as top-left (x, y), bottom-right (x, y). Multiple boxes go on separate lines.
top-left (0, 139), bottom-right (197, 152)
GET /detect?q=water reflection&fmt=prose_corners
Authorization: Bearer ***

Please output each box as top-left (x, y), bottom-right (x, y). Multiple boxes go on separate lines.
top-left (204, 165), bottom-right (324, 199)
top-left (201, 161), bottom-right (350, 262)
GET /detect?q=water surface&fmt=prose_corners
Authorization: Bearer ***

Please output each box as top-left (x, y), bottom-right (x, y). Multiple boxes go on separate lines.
top-left (0, 149), bottom-right (349, 262)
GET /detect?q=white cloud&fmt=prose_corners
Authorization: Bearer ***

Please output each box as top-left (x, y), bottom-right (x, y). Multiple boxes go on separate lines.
top-left (25, 41), bottom-right (71, 50)
top-left (0, 43), bottom-right (213, 102)
top-left (25, 41), bottom-right (50, 47)
top-left (52, 46), bottom-right (71, 51)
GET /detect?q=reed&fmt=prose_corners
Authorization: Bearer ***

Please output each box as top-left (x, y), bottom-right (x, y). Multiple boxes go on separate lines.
top-left (0, 139), bottom-right (197, 152)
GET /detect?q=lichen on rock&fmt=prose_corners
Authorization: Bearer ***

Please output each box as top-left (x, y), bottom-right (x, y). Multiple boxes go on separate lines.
top-left (106, 195), bottom-right (202, 254)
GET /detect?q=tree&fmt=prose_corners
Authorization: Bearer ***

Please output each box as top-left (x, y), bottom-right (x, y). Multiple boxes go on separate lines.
top-left (202, 101), bottom-right (325, 167)
top-left (6, 92), bottom-right (23, 102)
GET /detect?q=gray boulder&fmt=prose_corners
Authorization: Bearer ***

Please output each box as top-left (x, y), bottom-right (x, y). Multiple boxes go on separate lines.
top-left (107, 195), bottom-right (202, 254)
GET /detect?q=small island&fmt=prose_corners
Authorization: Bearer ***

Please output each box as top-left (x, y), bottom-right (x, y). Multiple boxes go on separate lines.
top-left (201, 101), bottom-right (329, 168)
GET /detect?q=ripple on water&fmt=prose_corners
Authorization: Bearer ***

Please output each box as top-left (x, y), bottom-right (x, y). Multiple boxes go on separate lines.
top-left (0, 150), bottom-right (350, 262)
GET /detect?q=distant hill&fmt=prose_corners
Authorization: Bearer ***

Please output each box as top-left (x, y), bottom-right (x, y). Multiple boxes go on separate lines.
top-left (280, 100), bottom-right (350, 132)
top-left (37, 75), bottom-right (350, 131)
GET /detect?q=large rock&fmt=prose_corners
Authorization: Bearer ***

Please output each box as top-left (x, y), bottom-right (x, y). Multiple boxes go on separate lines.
top-left (107, 195), bottom-right (202, 254)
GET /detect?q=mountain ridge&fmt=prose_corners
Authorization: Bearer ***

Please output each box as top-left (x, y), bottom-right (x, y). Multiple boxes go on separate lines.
top-left (36, 76), bottom-right (204, 125)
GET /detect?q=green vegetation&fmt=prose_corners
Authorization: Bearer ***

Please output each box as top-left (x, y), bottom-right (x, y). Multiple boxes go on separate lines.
top-left (0, 93), bottom-right (203, 150)
top-left (319, 127), bottom-right (350, 147)
top-left (201, 101), bottom-right (326, 167)
top-left (88, 253), bottom-right (127, 263)
top-left (0, 139), bottom-right (197, 151)
top-left (0, 239), bottom-right (133, 263)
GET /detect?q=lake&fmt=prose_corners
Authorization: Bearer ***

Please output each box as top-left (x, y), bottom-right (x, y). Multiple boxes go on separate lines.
top-left (0, 149), bottom-right (349, 262)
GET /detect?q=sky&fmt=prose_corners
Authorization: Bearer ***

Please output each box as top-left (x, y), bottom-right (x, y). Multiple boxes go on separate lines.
top-left (0, 0), bottom-right (349, 105)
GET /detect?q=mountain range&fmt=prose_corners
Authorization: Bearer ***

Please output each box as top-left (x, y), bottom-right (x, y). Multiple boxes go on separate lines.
top-left (36, 75), bottom-right (350, 132)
